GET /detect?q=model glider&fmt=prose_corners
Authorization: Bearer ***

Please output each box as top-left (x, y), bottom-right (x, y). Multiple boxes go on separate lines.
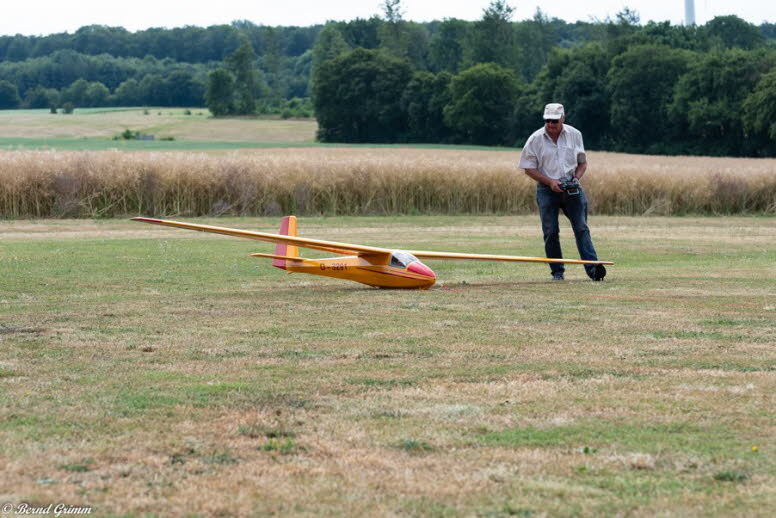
top-left (131, 216), bottom-right (613, 289)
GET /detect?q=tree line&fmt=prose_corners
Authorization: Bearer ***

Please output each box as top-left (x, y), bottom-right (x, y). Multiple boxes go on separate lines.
top-left (0, 1), bottom-right (775, 155)
top-left (0, 7), bottom-right (620, 111)
top-left (0, 22), bottom-right (318, 114)
top-left (0, 22), bottom-right (317, 63)
top-left (312, 1), bottom-right (776, 156)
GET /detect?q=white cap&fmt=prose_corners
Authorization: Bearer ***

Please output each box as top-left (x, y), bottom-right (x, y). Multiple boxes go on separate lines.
top-left (543, 103), bottom-right (564, 119)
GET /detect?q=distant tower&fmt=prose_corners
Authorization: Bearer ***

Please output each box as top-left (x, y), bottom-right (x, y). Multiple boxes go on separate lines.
top-left (684, 0), bottom-right (696, 26)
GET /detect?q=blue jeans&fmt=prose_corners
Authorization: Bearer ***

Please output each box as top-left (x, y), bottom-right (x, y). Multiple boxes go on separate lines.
top-left (536, 184), bottom-right (599, 278)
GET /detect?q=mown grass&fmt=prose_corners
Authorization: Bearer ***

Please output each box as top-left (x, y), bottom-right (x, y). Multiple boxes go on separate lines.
top-left (0, 107), bottom-right (318, 147)
top-left (0, 136), bottom-right (298, 151)
top-left (0, 136), bottom-right (516, 152)
top-left (0, 107), bottom-right (519, 153)
top-left (1, 215), bottom-right (774, 516)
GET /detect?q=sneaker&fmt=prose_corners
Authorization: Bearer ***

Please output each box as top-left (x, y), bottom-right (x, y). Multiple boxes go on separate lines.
top-left (552, 273), bottom-right (564, 281)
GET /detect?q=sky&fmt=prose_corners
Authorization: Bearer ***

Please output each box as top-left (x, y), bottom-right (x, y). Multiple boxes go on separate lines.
top-left (1, 0), bottom-right (773, 37)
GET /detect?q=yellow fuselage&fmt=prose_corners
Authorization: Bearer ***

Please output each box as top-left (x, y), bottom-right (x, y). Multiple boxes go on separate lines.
top-left (284, 256), bottom-right (436, 289)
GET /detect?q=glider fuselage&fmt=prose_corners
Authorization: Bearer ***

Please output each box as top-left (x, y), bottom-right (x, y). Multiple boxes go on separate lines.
top-left (279, 254), bottom-right (436, 289)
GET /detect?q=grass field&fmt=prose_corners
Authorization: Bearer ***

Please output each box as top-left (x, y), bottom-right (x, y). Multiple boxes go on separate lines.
top-left (0, 107), bottom-right (319, 150)
top-left (1, 215), bottom-right (774, 516)
top-left (0, 108), bottom-right (519, 152)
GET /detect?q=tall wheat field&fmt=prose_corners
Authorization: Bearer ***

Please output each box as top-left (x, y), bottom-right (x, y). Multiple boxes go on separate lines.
top-left (1, 148), bottom-right (774, 218)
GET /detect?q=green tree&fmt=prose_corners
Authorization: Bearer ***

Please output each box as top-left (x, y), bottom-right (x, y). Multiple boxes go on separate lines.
top-left (532, 44), bottom-right (612, 148)
top-left (742, 69), bottom-right (776, 154)
top-left (312, 25), bottom-right (351, 73)
top-left (512, 81), bottom-right (540, 143)
top-left (703, 15), bottom-right (764, 50)
top-left (398, 23), bottom-right (430, 70)
top-left (23, 85), bottom-right (59, 109)
top-left (760, 23), bottom-right (776, 41)
top-left (0, 80), bottom-right (21, 109)
top-left (4, 37), bottom-right (31, 61)
top-left (636, 21), bottom-right (703, 51)
top-left (336, 17), bottom-right (381, 49)
top-left (165, 70), bottom-right (205, 107)
top-left (401, 71), bottom-right (453, 142)
top-left (602, 7), bottom-right (642, 55)
top-left (377, 0), bottom-right (406, 57)
top-left (85, 81), bottom-right (110, 106)
top-left (429, 18), bottom-right (468, 73)
top-left (138, 74), bottom-right (169, 106)
top-left (514, 9), bottom-right (558, 81)
top-left (443, 63), bottom-right (520, 145)
top-left (261, 27), bottom-right (285, 105)
top-left (669, 49), bottom-right (776, 155)
top-left (381, 0), bottom-right (403, 24)
top-left (377, 1), bottom-right (429, 69)
top-left (60, 78), bottom-right (90, 106)
top-left (225, 38), bottom-right (265, 114)
top-left (607, 45), bottom-right (692, 153)
top-left (114, 78), bottom-right (142, 106)
top-left (290, 50), bottom-right (314, 98)
top-left (465, 1), bottom-right (518, 70)
top-left (311, 25), bottom-right (350, 99)
top-left (205, 69), bottom-right (235, 116)
top-left (74, 25), bottom-right (128, 56)
top-left (313, 48), bottom-right (413, 142)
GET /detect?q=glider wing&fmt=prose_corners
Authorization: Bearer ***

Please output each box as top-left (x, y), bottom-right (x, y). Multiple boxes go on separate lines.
top-left (406, 250), bottom-right (613, 266)
top-left (131, 217), bottom-right (392, 257)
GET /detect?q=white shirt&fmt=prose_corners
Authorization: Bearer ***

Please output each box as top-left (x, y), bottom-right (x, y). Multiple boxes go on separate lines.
top-left (518, 124), bottom-right (586, 180)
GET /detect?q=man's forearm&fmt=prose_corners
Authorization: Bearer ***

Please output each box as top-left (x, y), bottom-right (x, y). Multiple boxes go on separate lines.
top-left (574, 162), bottom-right (588, 180)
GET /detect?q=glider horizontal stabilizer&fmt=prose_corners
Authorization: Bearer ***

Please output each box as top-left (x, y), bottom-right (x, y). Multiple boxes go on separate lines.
top-left (250, 252), bottom-right (306, 261)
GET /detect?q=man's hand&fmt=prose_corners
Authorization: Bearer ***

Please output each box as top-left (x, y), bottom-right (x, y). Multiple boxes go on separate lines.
top-left (548, 178), bottom-right (564, 193)
top-left (524, 168), bottom-right (565, 192)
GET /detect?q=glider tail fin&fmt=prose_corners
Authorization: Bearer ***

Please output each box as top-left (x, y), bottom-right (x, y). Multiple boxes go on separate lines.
top-left (272, 216), bottom-right (298, 270)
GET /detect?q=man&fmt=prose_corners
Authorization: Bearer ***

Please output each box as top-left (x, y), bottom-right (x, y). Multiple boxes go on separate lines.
top-left (518, 103), bottom-right (606, 281)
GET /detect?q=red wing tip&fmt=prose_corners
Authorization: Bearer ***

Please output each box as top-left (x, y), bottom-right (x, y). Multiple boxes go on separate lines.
top-left (131, 217), bottom-right (163, 223)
